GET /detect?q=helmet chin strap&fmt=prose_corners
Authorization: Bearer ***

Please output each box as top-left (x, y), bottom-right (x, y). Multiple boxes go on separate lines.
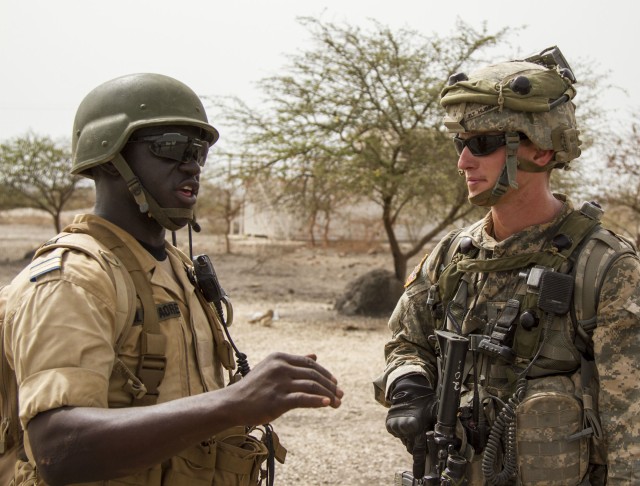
top-left (468, 132), bottom-right (523, 207)
top-left (111, 154), bottom-right (197, 231)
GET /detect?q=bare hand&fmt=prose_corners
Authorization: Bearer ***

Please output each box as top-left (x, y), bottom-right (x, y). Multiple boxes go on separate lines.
top-left (224, 352), bottom-right (343, 425)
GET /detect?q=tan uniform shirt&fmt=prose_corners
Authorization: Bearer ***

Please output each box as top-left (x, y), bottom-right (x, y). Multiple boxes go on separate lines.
top-left (4, 214), bottom-right (226, 483)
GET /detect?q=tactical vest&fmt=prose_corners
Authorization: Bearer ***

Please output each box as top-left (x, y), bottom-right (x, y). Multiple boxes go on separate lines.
top-left (428, 202), bottom-right (635, 375)
top-left (41, 222), bottom-right (238, 403)
top-left (0, 221), bottom-right (286, 486)
top-left (424, 202), bottom-right (636, 485)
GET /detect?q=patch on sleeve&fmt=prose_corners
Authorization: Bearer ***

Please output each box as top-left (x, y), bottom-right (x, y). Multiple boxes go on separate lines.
top-left (623, 296), bottom-right (640, 317)
top-left (405, 253), bottom-right (429, 288)
top-left (29, 248), bottom-right (67, 282)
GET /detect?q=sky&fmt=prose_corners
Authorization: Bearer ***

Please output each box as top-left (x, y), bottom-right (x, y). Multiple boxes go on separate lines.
top-left (1, 0), bottom-right (638, 144)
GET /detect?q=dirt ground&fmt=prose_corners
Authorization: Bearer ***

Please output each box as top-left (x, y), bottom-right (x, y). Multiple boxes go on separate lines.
top-left (0, 217), bottom-right (422, 485)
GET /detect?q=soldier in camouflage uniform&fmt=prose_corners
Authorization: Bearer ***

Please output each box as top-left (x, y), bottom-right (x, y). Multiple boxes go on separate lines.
top-left (374, 48), bottom-right (640, 485)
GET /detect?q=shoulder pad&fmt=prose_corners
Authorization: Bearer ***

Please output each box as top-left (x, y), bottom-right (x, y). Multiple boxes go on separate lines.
top-left (428, 227), bottom-right (476, 279)
top-left (588, 226), bottom-right (637, 255)
top-left (573, 225), bottom-right (637, 326)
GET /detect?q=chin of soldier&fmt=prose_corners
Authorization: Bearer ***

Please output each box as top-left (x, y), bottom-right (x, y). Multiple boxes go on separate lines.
top-left (170, 219), bottom-right (191, 229)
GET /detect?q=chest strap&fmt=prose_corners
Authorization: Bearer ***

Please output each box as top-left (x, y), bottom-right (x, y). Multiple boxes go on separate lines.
top-left (66, 221), bottom-right (166, 406)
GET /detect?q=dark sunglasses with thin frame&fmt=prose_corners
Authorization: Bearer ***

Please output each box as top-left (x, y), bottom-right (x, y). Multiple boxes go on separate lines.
top-left (453, 133), bottom-right (526, 157)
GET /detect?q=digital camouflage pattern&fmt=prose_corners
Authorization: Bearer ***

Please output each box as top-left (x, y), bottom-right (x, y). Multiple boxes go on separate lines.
top-left (440, 61), bottom-right (576, 113)
top-left (515, 376), bottom-right (587, 485)
top-left (375, 197), bottom-right (640, 484)
top-left (440, 60), bottom-right (581, 168)
top-left (592, 251), bottom-right (640, 482)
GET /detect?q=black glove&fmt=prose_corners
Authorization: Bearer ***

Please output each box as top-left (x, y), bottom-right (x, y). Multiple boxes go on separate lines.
top-left (385, 374), bottom-right (438, 453)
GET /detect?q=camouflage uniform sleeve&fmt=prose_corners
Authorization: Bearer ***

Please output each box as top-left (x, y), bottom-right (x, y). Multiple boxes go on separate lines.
top-left (372, 233), bottom-right (457, 407)
top-left (593, 253), bottom-right (640, 483)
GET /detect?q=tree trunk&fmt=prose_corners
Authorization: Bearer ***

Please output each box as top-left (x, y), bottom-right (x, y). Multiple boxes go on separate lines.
top-left (224, 217), bottom-right (232, 254)
top-left (322, 211), bottom-right (331, 248)
top-left (53, 211), bottom-right (62, 233)
top-left (382, 200), bottom-right (407, 281)
top-left (307, 211), bottom-right (318, 246)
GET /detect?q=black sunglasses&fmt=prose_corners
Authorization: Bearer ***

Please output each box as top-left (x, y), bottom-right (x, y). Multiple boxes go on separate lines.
top-left (453, 133), bottom-right (526, 157)
top-left (128, 132), bottom-right (210, 167)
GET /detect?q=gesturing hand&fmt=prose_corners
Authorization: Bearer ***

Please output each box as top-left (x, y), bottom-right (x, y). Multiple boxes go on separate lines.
top-left (225, 352), bottom-right (344, 425)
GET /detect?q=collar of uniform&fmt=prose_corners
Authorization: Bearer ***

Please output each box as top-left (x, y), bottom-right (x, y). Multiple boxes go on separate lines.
top-left (136, 239), bottom-right (167, 261)
top-left (476, 194), bottom-right (573, 256)
top-left (148, 249), bottom-right (190, 304)
top-left (71, 214), bottom-right (196, 303)
top-left (71, 213), bottom-right (162, 278)
top-left (166, 246), bottom-right (197, 303)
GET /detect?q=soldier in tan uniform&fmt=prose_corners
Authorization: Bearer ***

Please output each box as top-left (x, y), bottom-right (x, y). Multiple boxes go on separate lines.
top-left (2, 73), bottom-right (343, 485)
top-left (375, 48), bottom-right (640, 484)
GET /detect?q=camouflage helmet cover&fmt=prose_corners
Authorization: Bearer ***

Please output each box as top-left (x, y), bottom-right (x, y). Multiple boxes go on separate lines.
top-left (71, 73), bottom-right (219, 176)
top-left (440, 56), bottom-right (581, 165)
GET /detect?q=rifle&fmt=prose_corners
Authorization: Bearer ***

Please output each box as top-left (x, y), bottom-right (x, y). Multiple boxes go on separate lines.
top-left (394, 330), bottom-right (469, 486)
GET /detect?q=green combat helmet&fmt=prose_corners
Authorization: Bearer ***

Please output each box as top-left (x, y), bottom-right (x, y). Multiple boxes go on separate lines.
top-left (71, 73), bottom-right (219, 230)
top-left (440, 46), bottom-right (581, 206)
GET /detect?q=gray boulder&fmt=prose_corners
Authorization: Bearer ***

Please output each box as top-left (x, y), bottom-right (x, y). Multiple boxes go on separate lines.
top-left (335, 268), bottom-right (404, 317)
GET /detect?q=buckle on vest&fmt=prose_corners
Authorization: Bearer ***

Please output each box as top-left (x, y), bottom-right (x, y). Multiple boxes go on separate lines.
top-left (137, 355), bottom-right (167, 397)
top-left (477, 299), bottom-right (520, 364)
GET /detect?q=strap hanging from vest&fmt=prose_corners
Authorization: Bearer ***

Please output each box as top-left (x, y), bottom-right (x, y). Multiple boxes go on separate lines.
top-left (0, 287), bottom-right (20, 456)
top-left (445, 272), bottom-right (469, 334)
top-left (192, 289), bottom-right (236, 374)
top-left (66, 221), bottom-right (166, 406)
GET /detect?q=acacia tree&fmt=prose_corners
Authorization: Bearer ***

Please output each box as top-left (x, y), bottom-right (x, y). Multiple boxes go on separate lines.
top-left (0, 133), bottom-right (80, 233)
top-left (223, 18), bottom-right (509, 280)
top-left (248, 148), bottom-right (353, 246)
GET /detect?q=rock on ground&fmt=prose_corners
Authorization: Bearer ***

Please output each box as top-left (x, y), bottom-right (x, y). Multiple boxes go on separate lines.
top-left (334, 268), bottom-right (405, 317)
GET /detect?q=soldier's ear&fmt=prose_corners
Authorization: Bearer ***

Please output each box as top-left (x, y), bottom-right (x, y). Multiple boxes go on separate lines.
top-left (520, 140), bottom-right (554, 168)
top-left (532, 148), bottom-right (555, 168)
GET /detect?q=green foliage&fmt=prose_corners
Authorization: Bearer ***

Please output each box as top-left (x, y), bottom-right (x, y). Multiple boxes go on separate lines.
top-left (0, 133), bottom-right (80, 232)
top-left (221, 17), bottom-right (510, 278)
